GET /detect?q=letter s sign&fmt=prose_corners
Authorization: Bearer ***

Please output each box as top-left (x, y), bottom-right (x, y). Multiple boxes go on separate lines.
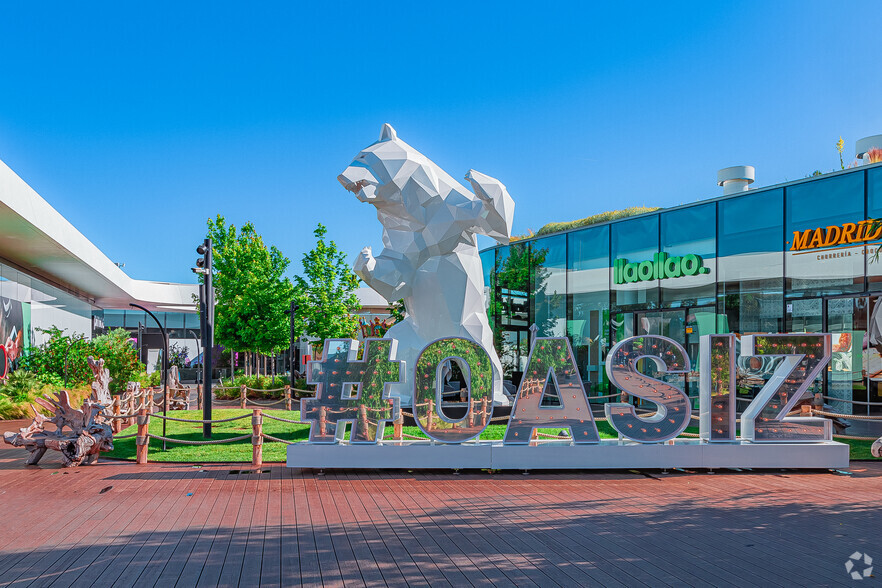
top-left (605, 335), bottom-right (692, 443)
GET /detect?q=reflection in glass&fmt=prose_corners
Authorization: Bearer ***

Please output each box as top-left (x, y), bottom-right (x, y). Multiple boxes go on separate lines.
top-left (611, 214), bottom-right (659, 310)
top-left (504, 337), bottom-right (600, 444)
top-left (567, 226), bottom-right (610, 397)
top-left (604, 335), bottom-right (692, 443)
top-left (301, 339), bottom-right (402, 444)
top-left (660, 203), bottom-right (716, 308)
top-left (785, 173), bottom-right (864, 297)
top-left (740, 334), bottom-right (832, 442)
top-left (413, 338), bottom-right (494, 443)
top-left (531, 235), bottom-right (566, 337)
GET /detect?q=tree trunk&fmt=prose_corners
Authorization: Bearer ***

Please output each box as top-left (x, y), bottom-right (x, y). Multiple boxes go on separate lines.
top-left (230, 349), bottom-right (235, 384)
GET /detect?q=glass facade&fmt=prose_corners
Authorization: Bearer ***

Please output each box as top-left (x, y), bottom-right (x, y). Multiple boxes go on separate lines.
top-left (482, 165), bottom-right (882, 416)
top-left (0, 256), bottom-right (199, 377)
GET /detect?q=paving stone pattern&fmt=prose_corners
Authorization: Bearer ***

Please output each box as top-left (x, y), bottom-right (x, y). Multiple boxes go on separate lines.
top-left (0, 419), bottom-right (879, 587)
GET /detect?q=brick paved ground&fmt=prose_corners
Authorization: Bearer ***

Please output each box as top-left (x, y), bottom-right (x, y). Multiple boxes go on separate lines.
top-left (0, 418), bottom-right (879, 587)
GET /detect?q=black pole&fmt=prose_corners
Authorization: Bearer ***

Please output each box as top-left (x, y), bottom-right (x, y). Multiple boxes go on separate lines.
top-left (287, 301), bottom-right (299, 376)
top-left (201, 238), bottom-right (214, 438)
top-left (130, 303), bottom-right (168, 451)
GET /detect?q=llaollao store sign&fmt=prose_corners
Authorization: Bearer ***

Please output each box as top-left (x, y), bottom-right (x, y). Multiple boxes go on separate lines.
top-left (613, 252), bottom-right (709, 285)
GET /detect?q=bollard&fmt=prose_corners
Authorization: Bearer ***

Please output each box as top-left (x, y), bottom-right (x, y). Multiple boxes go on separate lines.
top-left (394, 411), bottom-right (403, 440)
top-left (240, 385), bottom-right (247, 409)
top-left (285, 385), bottom-right (292, 411)
top-left (197, 384), bottom-right (203, 411)
top-left (136, 409), bottom-right (150, 464)
top-left (252, 409), bottom-right (263, 467)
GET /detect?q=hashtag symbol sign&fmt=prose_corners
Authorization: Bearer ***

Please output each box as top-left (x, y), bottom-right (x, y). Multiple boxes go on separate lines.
top-left (301, 338), bottom-right (403, 444)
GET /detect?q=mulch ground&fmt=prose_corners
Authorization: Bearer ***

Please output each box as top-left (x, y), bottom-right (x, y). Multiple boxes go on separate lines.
top-left (0, 418), bottom-right (879, 587)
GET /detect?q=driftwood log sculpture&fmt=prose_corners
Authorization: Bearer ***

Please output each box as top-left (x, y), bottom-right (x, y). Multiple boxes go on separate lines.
top-left (2, 356), bottom-right (114, 467)
top-left (167, 365), bottom-right (189, 410)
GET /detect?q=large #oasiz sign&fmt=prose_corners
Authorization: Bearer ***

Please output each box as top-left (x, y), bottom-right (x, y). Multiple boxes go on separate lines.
top-left (287, 333), bottom-right (849, 470)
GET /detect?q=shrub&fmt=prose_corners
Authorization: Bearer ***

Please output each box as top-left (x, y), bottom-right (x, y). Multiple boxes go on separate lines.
top-left (92, 329), bottom-right (145, 393)
top-left (0, 371), bottom-right (93, 420)
top-left (20, 327), bottom-right (93, 388)
top-left (21, 327), bottom-right (145, 393)
top-left (511, 206), bottom-right (661, 240)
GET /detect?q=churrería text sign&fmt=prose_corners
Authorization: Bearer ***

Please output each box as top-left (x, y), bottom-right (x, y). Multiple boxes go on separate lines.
top-left (301, 333), bottom-right (834, 446)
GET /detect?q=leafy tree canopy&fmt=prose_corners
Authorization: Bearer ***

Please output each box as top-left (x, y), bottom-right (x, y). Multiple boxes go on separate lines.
top-left (293, 224), bottom-right (361, 351)
top-left (207, 215), bottom-right (294, 355)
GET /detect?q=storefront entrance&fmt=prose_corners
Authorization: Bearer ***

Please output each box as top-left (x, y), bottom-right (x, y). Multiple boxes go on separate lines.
top-left (822, 295), bottom-right (882, 416)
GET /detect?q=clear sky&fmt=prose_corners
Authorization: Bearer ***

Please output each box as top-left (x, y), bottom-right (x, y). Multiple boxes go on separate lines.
top-left (1, 2), bottom-right (881, 285)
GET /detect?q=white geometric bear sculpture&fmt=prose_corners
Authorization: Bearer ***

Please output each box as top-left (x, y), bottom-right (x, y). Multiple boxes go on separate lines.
top-left (339, 123), bottom-right (515, 406)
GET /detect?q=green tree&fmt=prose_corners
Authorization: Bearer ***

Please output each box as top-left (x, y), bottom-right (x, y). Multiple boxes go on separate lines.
top-left (207, 215), bottom-right (295, 375)
top-left (293, 224), bottom-right (361, 356)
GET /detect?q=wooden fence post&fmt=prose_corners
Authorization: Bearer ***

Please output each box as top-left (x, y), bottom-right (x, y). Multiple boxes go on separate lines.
top-left (284, 385), bottom-right (292, 411)
top-left (240, 385), bottom-right (247, 409)
top-left (481, 397), bottom-right (488, 427)
top-left (136, 409), bottom-right (150, 464)
top-left (112, 397), bottom-right (122, 433)
top-left (427, 399), bottom-right (435, 431)
top-left (127, 393), bottom-right (135, 428)
top-left (394, 411), bottom-right (403, 440)
top-left (358, 405), bottom-right (368, 439)
top-left (252, 409), bottom-right (263, 468)
top-left (196, 384), bottom-right (203, 411)
top-left (319, 405), bottom-right (327, 436)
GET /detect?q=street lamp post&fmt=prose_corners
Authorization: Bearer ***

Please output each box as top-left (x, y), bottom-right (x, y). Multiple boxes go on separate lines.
top-left (130, 303), bottom-right (168, 451)
top-left (285, 301), bottom-right (300, 376)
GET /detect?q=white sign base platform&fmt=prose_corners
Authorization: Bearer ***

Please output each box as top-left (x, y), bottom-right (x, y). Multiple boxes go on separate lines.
top-left (287, 439), bottom-right (849, 470)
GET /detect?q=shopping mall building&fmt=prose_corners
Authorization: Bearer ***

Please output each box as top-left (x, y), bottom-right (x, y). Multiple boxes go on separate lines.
top-left (480, 137), bottom-right (882, 417)
top-left (0, 158), bottom-right (199, 371)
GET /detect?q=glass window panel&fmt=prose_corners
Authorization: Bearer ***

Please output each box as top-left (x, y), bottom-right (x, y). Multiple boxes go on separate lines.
top-left (480, 248), bottom-right (497, 329)
top-left (185, 312), bottom-right (201, 329)
top-left (125, 310), bottom-right (147, 329)
top-left (660, 203), bottom-right (716, 307)
top-left (165, 312), bottom-right (184, 329)
top-left (531, 235), bottom-right (566, 337)
top-left (493, 243), bottom-right (531, 380)
top-left (865, 167), bottom-right (882, 282)
top-left (785, 172), bottom-right (865, 297)
top-left (611, 214), bottom-right (659, 310)
top-left (718, 189), bottom-right (784, 334)
top-left (103, 309), bottom-right (125, 328)
top-left (567, 226), bottom-right (610, 395)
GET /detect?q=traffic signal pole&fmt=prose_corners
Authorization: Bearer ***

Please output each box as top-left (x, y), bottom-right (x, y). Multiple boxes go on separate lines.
top-left (197, 238), bottom-right (214, 438)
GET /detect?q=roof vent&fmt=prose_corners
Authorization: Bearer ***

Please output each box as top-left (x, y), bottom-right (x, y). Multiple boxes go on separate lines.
top-left (717, 166), bottom-right (755, 195)
top-left (856, 135), bottom-right (882, 163)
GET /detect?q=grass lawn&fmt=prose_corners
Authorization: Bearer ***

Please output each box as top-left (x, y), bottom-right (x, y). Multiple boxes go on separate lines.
top-left (105, 409), bottom-right (879, 462)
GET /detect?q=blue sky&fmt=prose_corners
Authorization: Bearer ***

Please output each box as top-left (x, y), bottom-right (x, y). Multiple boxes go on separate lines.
top-left (1, 2), bottom-right (881, 284)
